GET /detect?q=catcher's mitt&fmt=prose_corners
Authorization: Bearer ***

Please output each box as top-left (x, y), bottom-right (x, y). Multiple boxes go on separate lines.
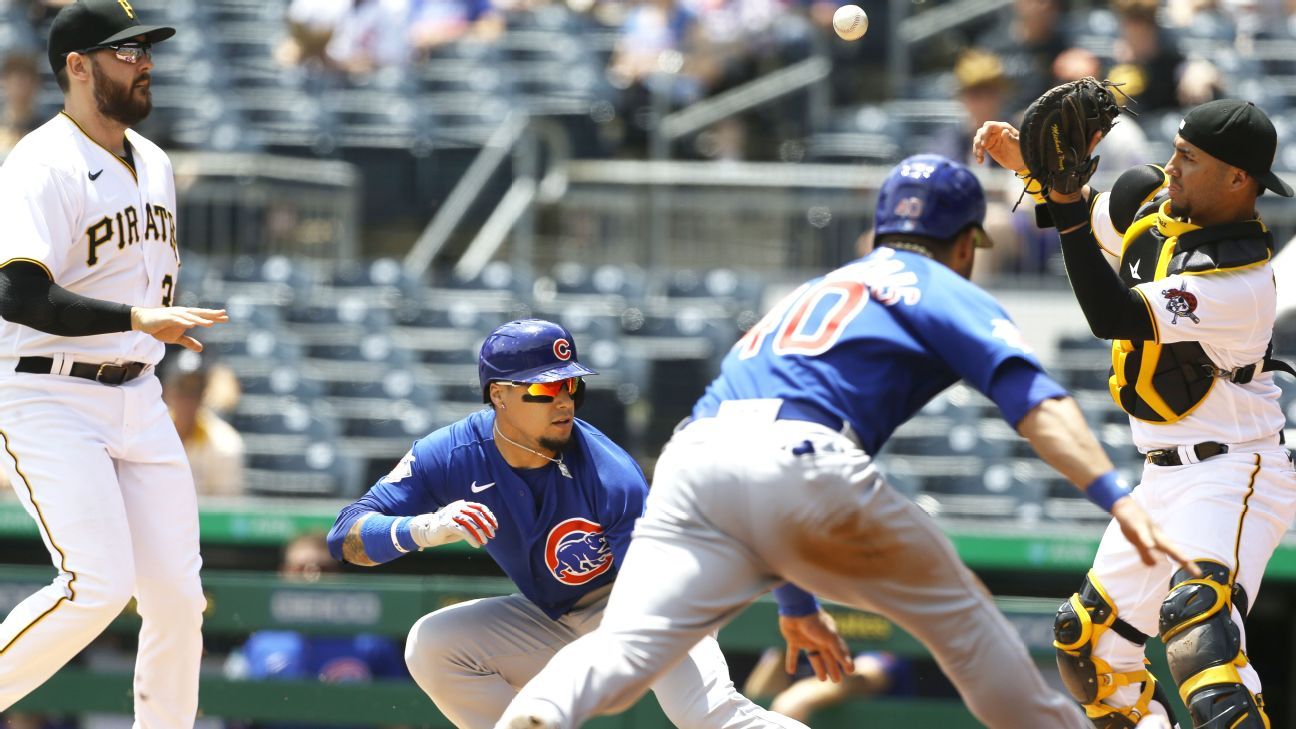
top-left (1019, 77), bottom-right (1123, 196)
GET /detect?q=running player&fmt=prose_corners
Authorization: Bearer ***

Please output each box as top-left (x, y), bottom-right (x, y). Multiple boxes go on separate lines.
top-left (495, 155), bottom-right (1196, 729)
top-left (0, 1), bottom-right (227, 725)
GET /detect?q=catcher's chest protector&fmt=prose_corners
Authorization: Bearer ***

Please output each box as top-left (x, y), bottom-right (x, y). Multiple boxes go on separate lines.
top-left (1108, 198), bottom-right (1274, 423)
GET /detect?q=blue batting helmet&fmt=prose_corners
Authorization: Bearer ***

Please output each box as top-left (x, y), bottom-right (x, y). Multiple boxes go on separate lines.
top-left (874, 155), bottom-right (992, 248)
top-left (479, 319), bottom-right (597, 402)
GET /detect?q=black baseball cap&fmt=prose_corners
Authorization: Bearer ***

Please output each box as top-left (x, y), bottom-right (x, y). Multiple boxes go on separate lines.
top-left (1178, 99), bottom-right (1294, 197)
top-left (48, 0), bottom-right (175, 76)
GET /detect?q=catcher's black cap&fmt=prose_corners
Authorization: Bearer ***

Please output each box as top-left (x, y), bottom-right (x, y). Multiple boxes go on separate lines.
top-left (1178, 99), bottom-right (1294, 198)
top-left (48, 0), bottom-right (175, 76)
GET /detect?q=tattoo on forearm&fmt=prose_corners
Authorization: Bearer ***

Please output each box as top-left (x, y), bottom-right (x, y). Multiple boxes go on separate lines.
top-left (343, 524), bottom-right (377, 566)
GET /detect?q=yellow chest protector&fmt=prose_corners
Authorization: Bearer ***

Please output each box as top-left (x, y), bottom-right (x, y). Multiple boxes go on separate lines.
top-left (1109, 200), bottom-right (1275, 424)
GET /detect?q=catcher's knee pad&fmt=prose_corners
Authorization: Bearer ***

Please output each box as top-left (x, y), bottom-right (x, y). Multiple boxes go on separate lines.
top-left (1054, 571), bottom-right (1164, 727)
top-left (1160, 560), bottom-right (1269, 729)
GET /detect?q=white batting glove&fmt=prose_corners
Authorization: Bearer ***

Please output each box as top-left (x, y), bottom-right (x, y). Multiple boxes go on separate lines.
top-left (408, 500), bottom-right (498, 549)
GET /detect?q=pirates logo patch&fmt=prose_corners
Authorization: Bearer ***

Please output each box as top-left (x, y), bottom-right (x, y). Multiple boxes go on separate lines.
top-left (1161, 285), bottom-right (1200, 325)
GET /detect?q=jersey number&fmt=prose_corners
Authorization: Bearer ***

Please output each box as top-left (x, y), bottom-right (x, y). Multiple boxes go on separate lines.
top-left (737, 279), bottom-right (868, 358)
top-left (161, 274), bottom-right (174, 307)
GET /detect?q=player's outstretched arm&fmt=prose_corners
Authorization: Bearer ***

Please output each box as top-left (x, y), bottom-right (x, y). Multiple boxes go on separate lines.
top-left (131, 306), bottom-right (229, 352)
top-left (1017, 397), bottom-right (1200, 576)
top-left (331, 501), bottom-right (499, 567)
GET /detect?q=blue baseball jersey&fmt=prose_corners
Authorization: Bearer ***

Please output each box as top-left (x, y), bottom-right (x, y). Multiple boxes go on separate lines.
top-left (694, 247), bottom-right (1064, 454)
top-left (332, 409), bottom-right (648, 620)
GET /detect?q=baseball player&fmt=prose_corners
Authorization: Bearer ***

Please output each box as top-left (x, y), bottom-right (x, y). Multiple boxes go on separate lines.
top-left (975, 96), bottom-right (1296, 727)
top-left (326, 319), bottom-right (810, 729)
top-left (494, 155), bottom-right (1196, 729)
top-left (0, 1), bottom-right (228, 725)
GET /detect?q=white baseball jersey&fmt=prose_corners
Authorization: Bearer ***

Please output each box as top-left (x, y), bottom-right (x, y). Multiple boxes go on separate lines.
top-left (1091, 193), bottom-right (1285, 450)
top-left (0, 111), bottom-right (180, 364)
top-left (0, 111), bottom-right (203, 726)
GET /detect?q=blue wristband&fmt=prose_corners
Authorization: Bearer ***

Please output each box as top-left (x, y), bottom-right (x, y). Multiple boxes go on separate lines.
top-left (772, 583), bottom-right (820, 617)
top-left (358, 515), bottom-right (418, 564)
top-left (1084, 470), bottom-right (1131, 513)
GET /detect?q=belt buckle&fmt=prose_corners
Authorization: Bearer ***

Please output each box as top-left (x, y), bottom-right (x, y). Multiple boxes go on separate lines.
top-left (95, 362), bottom-right (128, 385)
top-left (1146, 448), bottom-right (1175, 466)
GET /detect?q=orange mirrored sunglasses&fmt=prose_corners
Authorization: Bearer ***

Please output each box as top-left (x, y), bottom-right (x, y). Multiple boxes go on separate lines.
top-left (509, 377), bottom-right (581, 399)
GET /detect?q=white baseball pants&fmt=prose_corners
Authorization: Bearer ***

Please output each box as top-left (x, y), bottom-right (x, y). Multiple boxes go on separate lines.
top-left (0, 372), bottom-right (204, 729)
top-left (498, 416), bottom-right (1089, 728)
top-left (1088, 446), bottom-right (1296, 709)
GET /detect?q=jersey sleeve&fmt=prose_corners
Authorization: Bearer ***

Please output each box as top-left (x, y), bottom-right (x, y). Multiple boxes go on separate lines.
top-left (0, 162), bottom-right (78, 277)
top-left (914, 280), bottom-right (1049, 398)
top-left (1089, 191), bottom-right (1123, 267)
top-left (1134, 268), bottom-right (1274, 350)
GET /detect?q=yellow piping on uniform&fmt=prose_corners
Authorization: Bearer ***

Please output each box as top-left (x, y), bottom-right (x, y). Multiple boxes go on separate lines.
top-left (0, 258), bottom-right (54, 280)
top-left (0, 429), bottom-right (76, 654)
top-left (59, 111), bottom-right (138, 183)
top-left (1234, 455), bottom-right (1262, 573)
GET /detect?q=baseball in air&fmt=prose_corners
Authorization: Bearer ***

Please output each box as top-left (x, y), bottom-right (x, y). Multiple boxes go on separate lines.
top-left (833, 5), bottom-right (868, 40)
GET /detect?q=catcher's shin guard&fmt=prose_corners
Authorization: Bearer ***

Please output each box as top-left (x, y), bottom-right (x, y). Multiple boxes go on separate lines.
top-left (1054, 571), bottom-right (1168, 727)
top-left (1160, 560), bottom-right (1269, 729)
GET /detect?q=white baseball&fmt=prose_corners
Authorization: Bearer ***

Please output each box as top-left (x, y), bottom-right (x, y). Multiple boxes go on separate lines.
top-left (833, 5), bottom-right (868, 41)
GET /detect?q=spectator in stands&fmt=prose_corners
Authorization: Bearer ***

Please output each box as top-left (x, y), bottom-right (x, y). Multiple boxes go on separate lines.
top-left (1108, 0), bottom-right (1219, 112)
top-left (276, 0), bottom-right (352, 68)
top-left (408, 0), bottom-right (504, 56)
top-left (162, 351), bottom-right (246, 497)
top-left (323, 0), bottom-right (414, 76)
top-left (977, 0), bottom-right (1073, 114)
top-left (225, 532), bottom-right (409, 729)
top-left (930, 49), bottom-right (1012, 165)
top-left (277, 0), bottom-right (413, 76)
top-left (743, 649), bottom-right (917, 722)
top-left (607, 0), bottom-right (706, 153)
top-left (0, 52), bottom-right (41, 154)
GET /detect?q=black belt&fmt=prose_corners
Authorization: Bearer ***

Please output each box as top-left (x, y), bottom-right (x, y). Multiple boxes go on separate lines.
top-left (16, 356), bottom-right (149, 386)
top-left (1145, 441), bottom-right (1229, 467)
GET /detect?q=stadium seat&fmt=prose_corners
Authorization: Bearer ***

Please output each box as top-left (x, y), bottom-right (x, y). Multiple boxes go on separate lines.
top-left (245, 443), bottom-right (364, 498)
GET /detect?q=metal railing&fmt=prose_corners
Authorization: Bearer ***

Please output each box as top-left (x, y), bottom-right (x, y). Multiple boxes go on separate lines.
top-left (171, 152), bottom-right (361, 261)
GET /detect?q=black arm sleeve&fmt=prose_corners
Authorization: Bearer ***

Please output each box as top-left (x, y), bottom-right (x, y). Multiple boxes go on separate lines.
top-left (1048, 200), bottom-right (1156, 342)
top-left (0, 261), bottom-right (134, 336)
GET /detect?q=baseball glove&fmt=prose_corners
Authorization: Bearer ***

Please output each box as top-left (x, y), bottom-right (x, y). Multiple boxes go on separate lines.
top-left (1019, 77), bottom-right (1123, 196)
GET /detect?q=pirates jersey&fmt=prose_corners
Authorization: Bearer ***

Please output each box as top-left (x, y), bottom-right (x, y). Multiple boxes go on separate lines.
top-left (0, 112), bottom-right (181, 365)
top-left (1090, 191), bottom-right (1285, 450)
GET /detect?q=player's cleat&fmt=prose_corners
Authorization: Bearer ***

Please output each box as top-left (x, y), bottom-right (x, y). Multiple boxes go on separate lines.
top-left (502, 700), bottom-right (562, 729)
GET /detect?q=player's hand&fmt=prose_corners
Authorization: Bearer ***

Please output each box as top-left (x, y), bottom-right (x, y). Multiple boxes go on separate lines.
top-left (1110, 496), bottom-right (1202, 577)
top-left (131, 306), bottom-right (228, 352)
top-left (778, 609), bottom-right (854, 684)
top-left (409, 500), bottom-right (498, 549)
top-left (971, 121), bottom-right (1025, 171)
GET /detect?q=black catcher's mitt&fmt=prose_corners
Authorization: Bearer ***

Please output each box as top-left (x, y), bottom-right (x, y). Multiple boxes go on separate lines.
top-left (1019, 77), bottom-right (1123, 196)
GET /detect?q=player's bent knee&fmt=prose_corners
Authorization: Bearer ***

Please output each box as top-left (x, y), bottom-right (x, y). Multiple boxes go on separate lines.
top-left (1159, 560), bottom-right (1269, 729)
top-left (404, 610), bottom-right (463, 695)
top-left (1054, 571), bottom-right (1164, 727)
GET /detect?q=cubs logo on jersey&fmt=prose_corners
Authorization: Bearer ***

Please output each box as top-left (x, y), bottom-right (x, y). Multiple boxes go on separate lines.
top-left (544, 518), bottom-right (613, 585)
